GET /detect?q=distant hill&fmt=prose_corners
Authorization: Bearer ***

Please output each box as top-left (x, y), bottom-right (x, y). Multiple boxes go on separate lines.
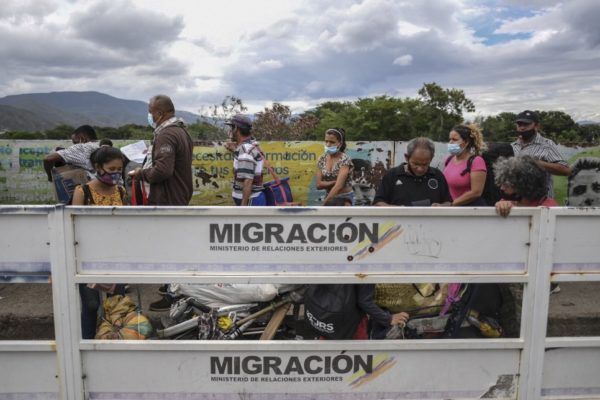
top-left (0, 91), bottom-right (202, 132)
top-left (577, 120), bottom-right (599, 126)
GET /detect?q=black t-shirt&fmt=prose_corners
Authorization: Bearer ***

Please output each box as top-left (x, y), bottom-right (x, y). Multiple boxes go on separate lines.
top-left (373, 163), bottom-right (452, 206)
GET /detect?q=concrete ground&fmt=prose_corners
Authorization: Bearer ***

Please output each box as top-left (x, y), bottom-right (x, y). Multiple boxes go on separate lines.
top-left (0, 282), bottom-right (598, 340)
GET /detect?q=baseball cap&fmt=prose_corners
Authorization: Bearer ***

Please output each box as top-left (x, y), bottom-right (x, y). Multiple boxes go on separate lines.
top-left (225, 114), bottom-right (252, 130)
top-left (516, 110), bottom-right (539, 124)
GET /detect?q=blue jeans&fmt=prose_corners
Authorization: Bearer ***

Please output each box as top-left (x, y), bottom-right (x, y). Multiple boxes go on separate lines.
top-left (333, 191), bottom-right (355, 206)
top-left (233, 191), bottom-right (267, 206)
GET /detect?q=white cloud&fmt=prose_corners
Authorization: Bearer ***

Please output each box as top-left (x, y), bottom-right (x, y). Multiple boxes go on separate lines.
top-left (397, 21), bottom-right (430, 36)
top-left (0, 0), bottom-right (599, 120)
top-left (393, 54), bottom-right (413, 66)
top-left (258, 59), bottom-right (284, 69)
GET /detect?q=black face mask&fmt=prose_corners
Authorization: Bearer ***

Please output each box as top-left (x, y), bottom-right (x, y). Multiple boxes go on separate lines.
top-left (501, 190), bottom-right (522, 202)
top-left (519, 129), bottom-right (536, 141)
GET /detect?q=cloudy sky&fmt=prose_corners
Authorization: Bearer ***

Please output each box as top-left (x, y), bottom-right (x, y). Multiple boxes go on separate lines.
top-left (1, 0), bottom-right (599, 121)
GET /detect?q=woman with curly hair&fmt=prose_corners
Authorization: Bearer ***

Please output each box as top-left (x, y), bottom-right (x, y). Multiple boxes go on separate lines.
top-left (494, 155), bottom-right (558, 217)
top-left (443, 124), bottom-right (487, 206)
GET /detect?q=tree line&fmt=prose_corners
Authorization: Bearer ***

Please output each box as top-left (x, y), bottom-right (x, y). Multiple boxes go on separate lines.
top-left (2, 83), bottom-right (598, 145)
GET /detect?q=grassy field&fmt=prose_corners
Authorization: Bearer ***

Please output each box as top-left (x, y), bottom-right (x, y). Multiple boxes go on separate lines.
top-left (554, 146), bottom-right (600, 205)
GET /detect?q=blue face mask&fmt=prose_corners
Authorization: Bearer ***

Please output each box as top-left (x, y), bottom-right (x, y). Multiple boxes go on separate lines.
top-left (447, 143), bottom-right (463, 155)
top-left (147, 113), bottom-right (156, 128)
top-left (325, 145), bottom-right (339, 155)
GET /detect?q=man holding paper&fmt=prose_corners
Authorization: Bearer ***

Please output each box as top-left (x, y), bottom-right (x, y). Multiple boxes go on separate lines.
top-left (129, 95), bottom-right (193, 206)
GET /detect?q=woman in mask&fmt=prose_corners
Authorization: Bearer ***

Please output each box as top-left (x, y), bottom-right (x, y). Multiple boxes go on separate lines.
top-left (72, 145), bottom-right (127, 338)
top-left (316, 128), bottom-right (354, 206)
top-left (72, 145), bottom-right (127, 206)
top-left (443, 124), bottom-right (487, 206)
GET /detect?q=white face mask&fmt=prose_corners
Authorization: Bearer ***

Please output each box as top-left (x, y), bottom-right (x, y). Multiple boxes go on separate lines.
top-left (147, 113), bottom-right (156, 129)
top-left (447, 143), bottom-right (463, 155)
top-left (325, 145), bottom-right (339, 155)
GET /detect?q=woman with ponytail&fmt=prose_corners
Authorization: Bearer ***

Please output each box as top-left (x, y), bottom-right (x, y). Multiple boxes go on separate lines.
top-left (316, 128), bottom-right (355, 206)
top-left (443, 124), bottom-right (488, 206)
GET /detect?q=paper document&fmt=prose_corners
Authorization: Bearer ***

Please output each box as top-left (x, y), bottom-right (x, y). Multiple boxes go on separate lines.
top-left (120, 140), bottom-right (148, 163)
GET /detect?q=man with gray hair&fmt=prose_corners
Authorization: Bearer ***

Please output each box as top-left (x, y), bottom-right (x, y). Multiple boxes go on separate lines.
top-left (373, 137), bottom-right (452, 206)
top-left (129, 94), bottom-right (193, 206)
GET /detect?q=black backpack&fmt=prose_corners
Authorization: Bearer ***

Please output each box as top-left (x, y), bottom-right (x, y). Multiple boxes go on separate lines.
top-left (304, 284), bottom-right (364, 339)
top-left (444, 143), bottom-right (514, 206)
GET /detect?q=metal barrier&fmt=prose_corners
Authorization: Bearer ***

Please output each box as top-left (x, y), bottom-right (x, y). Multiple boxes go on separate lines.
top-left (1, 206), bottom-right (599, 400)
top-left (0, 206), bottom-right (58, 399)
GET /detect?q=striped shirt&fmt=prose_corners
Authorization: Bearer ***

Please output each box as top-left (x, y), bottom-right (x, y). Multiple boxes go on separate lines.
top-left (511, 132), bottom-right (568, 197)
top-left (232, 139), bottom-right (264, 200)
top-left (57, 142), bottom-right (99, 172)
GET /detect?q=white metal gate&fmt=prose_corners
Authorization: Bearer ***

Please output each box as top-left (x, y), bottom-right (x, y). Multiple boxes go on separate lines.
top-left (1, 206), bottom-right (599, 399)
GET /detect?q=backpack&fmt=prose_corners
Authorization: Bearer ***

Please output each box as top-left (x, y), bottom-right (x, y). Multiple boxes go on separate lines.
top-left (304, 284), bottom-right (363, 339)
top-left (444, 143), bottom-right (515, 206)
top-left (80, 184), bottom-right (126, 205)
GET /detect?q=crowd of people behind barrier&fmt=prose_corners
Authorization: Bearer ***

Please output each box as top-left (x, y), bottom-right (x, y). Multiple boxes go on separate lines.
top-left (42, 94), bottom-right (596, 340)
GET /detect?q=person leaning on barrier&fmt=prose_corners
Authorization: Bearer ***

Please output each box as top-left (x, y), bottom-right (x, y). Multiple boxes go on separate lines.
top-left (494, 155), bottom-right (559, 218)
top-left (129, 94), bottom-right (193, 207)
top-left (494, 154), bottom-right (563, 319)
top-left (43, 125), bottom-right (99, 181)
top-left (373, 137), bottom-right (452, 207)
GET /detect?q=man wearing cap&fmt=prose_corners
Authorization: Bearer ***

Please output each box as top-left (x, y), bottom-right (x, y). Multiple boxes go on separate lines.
top-left (129, 94), bottom-right (193, 206)
top-left (512, 110), bottom-right (571, 197)
top-left (225, 114), bottom-right (266, 206)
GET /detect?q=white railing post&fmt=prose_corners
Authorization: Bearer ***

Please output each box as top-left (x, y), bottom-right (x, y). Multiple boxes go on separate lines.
top-left (49, 206), bottom-right (84, 400)
top-left (521, 207), bottom-right (555, 399)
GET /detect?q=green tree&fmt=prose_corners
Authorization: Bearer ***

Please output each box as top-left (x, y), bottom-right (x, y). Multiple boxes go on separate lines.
top-left (44, 124), bottom-right (74, 140)
top-left (417, 82), bottom-right (475, 140)
top-left (538, 111), bottom-right (577, 143)
top-left (252, 103), bottom-right (319, 140)
top-left (187, 121), bottom-right (224, 140)
top-left (1, 130), bottom-right (45, 139)
top-left (479, 112), bottom-right (517, 142)
top-left (200, 95), bottom-right (248, 140)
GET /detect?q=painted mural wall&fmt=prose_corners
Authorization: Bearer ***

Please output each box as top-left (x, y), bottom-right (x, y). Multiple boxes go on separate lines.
top-left (1, 140), bottom-right (598, 206)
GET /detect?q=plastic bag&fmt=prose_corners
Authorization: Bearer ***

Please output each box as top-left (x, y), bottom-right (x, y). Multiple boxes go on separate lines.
top-left (170, 283), bottom-right (279, 308)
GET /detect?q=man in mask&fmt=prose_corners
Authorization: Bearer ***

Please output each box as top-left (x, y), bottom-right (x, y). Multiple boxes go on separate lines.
top-left (129, 94), bottom-right (193, 206)
top-left (129, 95), bottom-right (194, 312)
top-left (225, 114), bottom-right (266, 206)
top-left (511, 110), bottom-right (571, 197)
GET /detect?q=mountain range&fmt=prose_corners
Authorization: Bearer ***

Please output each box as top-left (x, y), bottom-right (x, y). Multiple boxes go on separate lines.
top-left (0, 91), bottom-right (202, 132)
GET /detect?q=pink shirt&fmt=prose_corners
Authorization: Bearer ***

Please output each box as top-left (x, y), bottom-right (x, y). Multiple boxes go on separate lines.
top-left (443, 156), bottom-right (487, 201)
top-left (536, 198), bottom-right (558, 207)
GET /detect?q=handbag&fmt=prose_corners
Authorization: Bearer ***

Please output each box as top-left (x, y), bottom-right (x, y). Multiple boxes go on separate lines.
top-left (256, 146), bottom-right (301, 206)
top-left (130, 179), bottom-right (148, 206)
